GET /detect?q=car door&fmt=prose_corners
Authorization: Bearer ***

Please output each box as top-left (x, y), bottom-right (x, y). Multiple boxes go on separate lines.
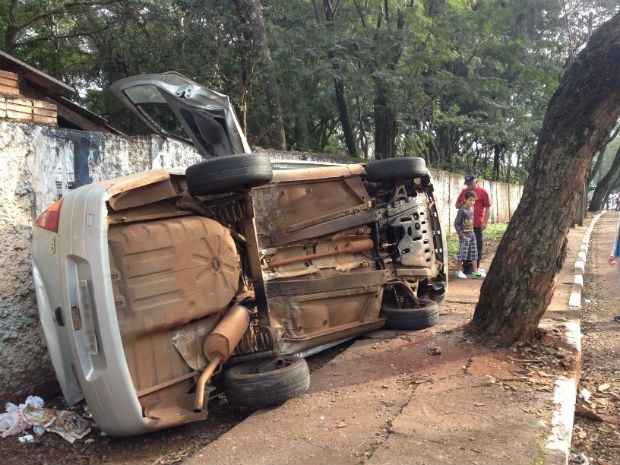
top-left (110, 71), bottom-right (251, 157)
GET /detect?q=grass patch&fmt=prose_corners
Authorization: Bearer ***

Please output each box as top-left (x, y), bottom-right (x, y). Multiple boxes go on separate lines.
top-left (447, 223), bottom-right (508, 258)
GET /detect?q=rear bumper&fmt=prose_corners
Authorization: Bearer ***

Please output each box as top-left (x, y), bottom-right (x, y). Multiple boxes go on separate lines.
top-left (33, 185), bottom-right (157, 435)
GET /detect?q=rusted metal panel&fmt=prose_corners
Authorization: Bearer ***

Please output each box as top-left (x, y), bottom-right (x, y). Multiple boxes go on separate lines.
top-left (265, 269), bottom-right (389, 297)
top-left (253, 174), bottom-right (373, 247)
top-left (103, 170), bottom-right (183, 203)
top-left (276, 319), bottom-right (386, 356)
top-left (108, 216), bottom-right (240, 402)
top-left (268, 285), bottom-right (383, 340)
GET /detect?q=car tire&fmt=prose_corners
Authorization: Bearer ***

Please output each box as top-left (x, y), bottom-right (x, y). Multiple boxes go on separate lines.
top-left (418, 282), bottom-right (447, 305)
top-left (186, 153), bottom-right (273, 195)
top-left (224, 356), bottom-right (310, 409)
top-left (365, 157), bottom-right (429, 182)
top-left (382, 298), bottom-right (439, 330)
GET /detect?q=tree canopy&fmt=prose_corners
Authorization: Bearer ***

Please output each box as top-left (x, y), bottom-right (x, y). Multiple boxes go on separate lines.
top-left (2, 0), bottom-right (617, 183)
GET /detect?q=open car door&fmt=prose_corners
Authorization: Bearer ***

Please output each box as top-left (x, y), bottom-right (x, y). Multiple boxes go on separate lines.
top-left (110, 71), bottom-right (251, 157)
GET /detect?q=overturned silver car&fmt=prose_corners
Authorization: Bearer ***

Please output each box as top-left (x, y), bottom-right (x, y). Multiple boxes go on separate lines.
top-left (31, 72), bottom-right (447, 436)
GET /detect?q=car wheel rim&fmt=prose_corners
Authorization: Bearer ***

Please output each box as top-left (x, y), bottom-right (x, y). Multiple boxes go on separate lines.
top-left (256, 357), bottom-right (290, 373)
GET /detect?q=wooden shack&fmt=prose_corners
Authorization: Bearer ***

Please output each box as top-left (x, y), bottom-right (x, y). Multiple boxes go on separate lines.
top-left (0, 50), bottom-right (121, 134)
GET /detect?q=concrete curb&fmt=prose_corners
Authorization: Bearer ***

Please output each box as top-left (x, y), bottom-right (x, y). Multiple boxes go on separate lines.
top-left (544, 212), bottom-right (603, 465)
top-left (569, 212), bottom-right (603, 308)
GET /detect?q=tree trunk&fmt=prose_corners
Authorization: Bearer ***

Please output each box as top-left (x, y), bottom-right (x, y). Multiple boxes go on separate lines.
top-left (433, 125), bottom-right (453, 170)
top-left (589, 143), bottom-right (620, 211)
top-left (374, 89), bottom-right (398, 159)
top-left (4, 0), bottom-right (19, 52)
top-left (323, 0), bottom-right (358, 157)
top-left (334, 76), bottom-right (358, 157)
top-left (372, 4), bottom-right (403, 160)
top-left (492, 144), bottom-right (502, 181)
top-left (588, 125), bottom-right (620, 184)
top-left (589, 149), bottom-right (604, 185)
top-left (471, 11), bottom-right (620, 345)
top-left (234, 0), bottom-right (286, 150)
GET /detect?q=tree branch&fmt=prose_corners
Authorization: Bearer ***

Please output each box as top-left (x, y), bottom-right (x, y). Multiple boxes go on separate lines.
top-left (14, 25), bottom-right (114, 48)
top-left (13, 1), bottom-right (121, 38)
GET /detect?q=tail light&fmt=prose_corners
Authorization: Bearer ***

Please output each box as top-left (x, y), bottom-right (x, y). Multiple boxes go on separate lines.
top-left (34, 199), bottom-right (64, 233)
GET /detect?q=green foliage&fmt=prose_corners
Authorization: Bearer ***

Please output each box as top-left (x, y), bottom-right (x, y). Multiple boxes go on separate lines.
top-left (0, 0), bottom-right (617, 179)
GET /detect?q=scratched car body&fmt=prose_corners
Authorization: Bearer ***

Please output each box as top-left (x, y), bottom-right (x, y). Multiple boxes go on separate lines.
top-left (31, 72), bottom-right (447, 436)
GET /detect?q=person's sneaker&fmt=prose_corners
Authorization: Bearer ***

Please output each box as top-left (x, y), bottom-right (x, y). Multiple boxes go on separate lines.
top-left (477, 268), bottom-right (486, 274)
top-left (472, 270), bottom-right (487, 278)
top-left (455, 270), bottom-right (467, 279)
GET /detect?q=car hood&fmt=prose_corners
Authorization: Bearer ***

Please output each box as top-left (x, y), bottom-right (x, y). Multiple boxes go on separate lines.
top-left (110, 72), bottom-right (251, 158)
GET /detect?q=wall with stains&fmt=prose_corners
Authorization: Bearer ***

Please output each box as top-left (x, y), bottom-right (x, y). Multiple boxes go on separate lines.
top-left (0, 122), bottom-right (202, 405)
top-left (0, 122), bottom-right (522, 405)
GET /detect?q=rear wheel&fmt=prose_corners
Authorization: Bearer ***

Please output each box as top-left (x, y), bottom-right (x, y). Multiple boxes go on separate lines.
top-left (224, 356), bottom-right (310, 409)
top-left (186, 153), bottom-right (273, 195)
top-left (366, 157), bottom-right (429, 182)
top-left (382, 298), bottom-right (439, 330)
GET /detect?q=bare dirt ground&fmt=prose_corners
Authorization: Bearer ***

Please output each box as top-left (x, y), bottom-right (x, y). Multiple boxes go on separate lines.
top-left (569, 212), bottom-right (620, 465)
top-left (2, 221), bottom-right (618, 465)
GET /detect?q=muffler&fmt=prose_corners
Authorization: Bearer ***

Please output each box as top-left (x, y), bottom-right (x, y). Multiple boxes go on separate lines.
top-left (194, 303), bottom-right (250, 412)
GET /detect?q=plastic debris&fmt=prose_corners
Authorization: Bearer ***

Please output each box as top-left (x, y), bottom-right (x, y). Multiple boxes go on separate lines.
top-left (579, 388), bottom-right (591, 402)
top-left (18, 434), bottom-right (34, 443)
top-left (23, 396), bottom-right (44, 409)
top-left (0, 403), bottom-right (28, 438)
top-left (569, 452), bottom-right (591, 465)
top-left (0, 396), bottom-right (91, 443)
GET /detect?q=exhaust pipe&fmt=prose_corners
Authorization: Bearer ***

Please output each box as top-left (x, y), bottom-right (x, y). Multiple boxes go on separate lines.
top-left (269, 239), bottom-right (374, 268)
top-left (194, 303), bottom-right (250, 412)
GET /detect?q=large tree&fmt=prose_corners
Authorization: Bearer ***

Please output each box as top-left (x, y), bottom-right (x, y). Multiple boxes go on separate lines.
top-left (471, 10), bottom-right (620, 345)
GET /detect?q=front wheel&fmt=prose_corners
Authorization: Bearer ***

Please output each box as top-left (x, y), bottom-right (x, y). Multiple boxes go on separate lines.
top-left (223, 356), bottom-right (310, 409)
top-left (382, 298), bottom-right (439, 330)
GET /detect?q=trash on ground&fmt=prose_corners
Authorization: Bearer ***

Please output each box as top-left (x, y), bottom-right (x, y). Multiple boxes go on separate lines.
top-left (18, 434), bottom-right (34, 443)
top-left (0, 396), bottom-right (91, 443)
top-left (579, 388), bottom-right (591, 402)
top-left (569, 452), bottom-right (592, 465)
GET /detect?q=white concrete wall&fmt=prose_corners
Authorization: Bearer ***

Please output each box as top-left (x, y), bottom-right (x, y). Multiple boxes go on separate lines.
top-left (0, 122), bottom-right (202, 404)
top-left (0, 122), bottom-right (522, 404)
top-left (430, 170), bottom-right (524, 237)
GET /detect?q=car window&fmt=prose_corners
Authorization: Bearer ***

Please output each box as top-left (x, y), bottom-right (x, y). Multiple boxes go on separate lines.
top-left (123, 85), bottom-right (192, 143)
